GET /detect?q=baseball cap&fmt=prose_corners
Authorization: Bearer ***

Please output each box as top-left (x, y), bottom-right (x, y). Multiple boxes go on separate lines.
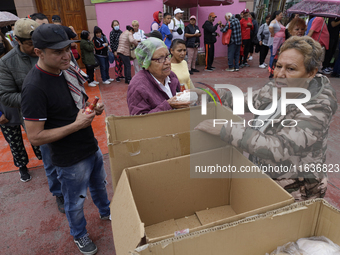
top-left (209, 12), bottom-right (217, 18)
top-left (189, 15), bottom-right (196, 20)
top-left (14, 18), bottom-right (40, 39)
top-left (32, 24), bottom-right (78, 49)
top-left (52, 15), bottom-right (61, 22)
top-left (241, 9), bottom-right (250, 14)
top-left (144, 30), bottom-right (163, 40)
top-left (174, 8), bottom-right (184, 15)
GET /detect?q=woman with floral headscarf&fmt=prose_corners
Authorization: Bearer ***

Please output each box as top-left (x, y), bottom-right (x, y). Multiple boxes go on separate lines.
top-left (127, 38), bottom-right (190, 115)
top-left (150, 11), bottom-right (163, 31)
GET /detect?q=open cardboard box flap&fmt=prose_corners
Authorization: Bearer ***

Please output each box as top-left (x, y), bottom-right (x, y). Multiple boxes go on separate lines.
top-left (110, 147), bottom-right (294, 255)
top-left (133, 199), bottom-right (340, 255)
top-left (106, 103), bottom-right (245, 190)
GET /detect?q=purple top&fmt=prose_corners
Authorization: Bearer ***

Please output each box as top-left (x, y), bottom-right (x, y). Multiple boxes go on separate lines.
top-left (127, 69), bottom-right (180, 115)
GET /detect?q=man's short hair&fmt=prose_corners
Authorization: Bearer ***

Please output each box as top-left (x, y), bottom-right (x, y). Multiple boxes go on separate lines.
top-left (52, 15), bottom-right (62, 23)
top-left (29, 13), bottom-right (48, 21)
top-left (132, 20), bottom-right (139, 26)
top-left (163, 12), bottom-right (171, 18)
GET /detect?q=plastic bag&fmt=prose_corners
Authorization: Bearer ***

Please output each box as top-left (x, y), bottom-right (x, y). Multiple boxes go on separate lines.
top-left (267, 236), bottom-right (340, 255)
top-left (297, 236), bottom-right (340, 255)
top-left (175, 91), bottom-right (198, 105)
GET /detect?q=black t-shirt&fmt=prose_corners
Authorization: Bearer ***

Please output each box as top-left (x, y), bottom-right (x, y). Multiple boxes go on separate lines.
top-left (21, 65), bottom-right (98, 167)
top-left (62, 26), bottom-right (77, 39)
top-left (327, 18), bottom-right (340, 39)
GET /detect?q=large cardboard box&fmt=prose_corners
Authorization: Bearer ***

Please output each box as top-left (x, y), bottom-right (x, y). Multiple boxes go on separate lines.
top-left (106, 104), bottom-right (243, 189)
top-left (110, 147), bottom-right (295, 255)
top-left (129, 199), bottom-right (340, 255)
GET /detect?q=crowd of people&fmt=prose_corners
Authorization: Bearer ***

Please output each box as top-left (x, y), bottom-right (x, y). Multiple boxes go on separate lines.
top-left (0, 7), bottom-right (339, 255)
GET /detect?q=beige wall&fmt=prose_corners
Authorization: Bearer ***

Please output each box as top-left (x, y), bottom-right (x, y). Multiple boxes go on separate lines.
top-left (13, 0), bottom-right (37, 18)
top-left (13, 0), bottom-right (97, 33)
top-left (84, 0), bottom-right (97, 36)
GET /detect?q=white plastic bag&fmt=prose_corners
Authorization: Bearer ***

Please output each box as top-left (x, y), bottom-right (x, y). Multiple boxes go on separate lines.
top-left (267, 236), bottom-right (340, 255)
top-left (175, 91), bottom-right (198, 105)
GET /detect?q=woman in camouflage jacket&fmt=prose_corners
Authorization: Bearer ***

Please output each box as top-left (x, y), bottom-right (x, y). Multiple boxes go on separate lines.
top-left (196, 36), bottom-right (338, 201)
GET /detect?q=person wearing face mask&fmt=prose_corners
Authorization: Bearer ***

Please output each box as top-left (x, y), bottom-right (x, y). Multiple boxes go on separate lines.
top-left (127, 38), bottom-right (190, 115)
top-left (170, 39), bottom-right (194, 90)
top-left (110, 20), bottom-right (124, 82)
top-left (194, 36), bottom-right (337, 201)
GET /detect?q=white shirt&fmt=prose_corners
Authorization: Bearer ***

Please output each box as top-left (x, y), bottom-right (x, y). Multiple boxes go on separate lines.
top-left (150, 74), bottom-right (173, 98)
top-left (133, 29), bottom-right (146, 42)
top-left (168, 18), bottom-right (185, 40)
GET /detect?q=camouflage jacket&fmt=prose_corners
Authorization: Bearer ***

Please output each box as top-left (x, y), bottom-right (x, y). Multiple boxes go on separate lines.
top-left (214, 75), bottom-right (337, 179)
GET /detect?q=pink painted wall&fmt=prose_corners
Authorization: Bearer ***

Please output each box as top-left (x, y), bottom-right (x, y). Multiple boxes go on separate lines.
top-left (95, 0), bottom-right (163, 38)
top-left (94, 0), bottom-right (247, 59)
top-left (190, 1), bottom-right (247, 57)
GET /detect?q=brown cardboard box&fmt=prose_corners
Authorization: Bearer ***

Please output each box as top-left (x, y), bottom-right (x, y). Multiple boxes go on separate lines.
top-left (196, 52), bottom-right (206, 66)
top-left (106, 103), bottom-right (243, 189)
top-left (131, 199), bottom-right (340, 255)
top-left (110, 146), bottom-right (295, 255)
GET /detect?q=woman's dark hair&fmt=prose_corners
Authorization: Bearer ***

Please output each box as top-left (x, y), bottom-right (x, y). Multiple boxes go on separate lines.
top-left (288, 13), bottom-right (298, 24)
top-left (265, 14), bottom-right (271, 24)
top-left (126, 25), bottom-right (134, 31)
top-left (29, 13), bottom-right (48, 21)
top-left (80, 30), bottom-right (90, 40)
top-left (235, 14), bottom-right (241, 20)
top-left (270, 10), bottom-right (282, 24)
top-left (170, 39), bottom-right (186, 50)
top-left (111, 20), bottom-right (119, 28)
top-left (250, 12), bottom-right (256, 20)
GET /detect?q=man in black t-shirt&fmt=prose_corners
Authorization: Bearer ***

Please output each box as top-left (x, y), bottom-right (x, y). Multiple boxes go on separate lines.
top-left (21, 24), bottom-right (110, 255)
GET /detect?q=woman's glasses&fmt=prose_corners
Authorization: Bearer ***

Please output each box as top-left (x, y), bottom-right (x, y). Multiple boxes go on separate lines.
top-left (151, 53), bottom-right (171, 63)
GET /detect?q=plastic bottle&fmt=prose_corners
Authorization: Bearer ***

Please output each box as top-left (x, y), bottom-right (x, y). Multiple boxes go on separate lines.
top-left (85, 96), bottom-right (99, 115)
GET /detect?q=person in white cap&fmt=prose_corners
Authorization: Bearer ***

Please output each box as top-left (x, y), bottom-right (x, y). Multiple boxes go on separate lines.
top-left (168, 8), bottom-right (185, 40)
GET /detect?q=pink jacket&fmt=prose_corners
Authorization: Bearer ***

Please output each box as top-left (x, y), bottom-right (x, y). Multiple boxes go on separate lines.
top-left (117, 30), bottom-right (138, 56)
top-left (127, 70), bottom-right (180, 115)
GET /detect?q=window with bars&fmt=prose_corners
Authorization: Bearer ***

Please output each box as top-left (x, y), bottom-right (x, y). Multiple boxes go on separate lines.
top-left (163, 5), bottom-right (190, 21)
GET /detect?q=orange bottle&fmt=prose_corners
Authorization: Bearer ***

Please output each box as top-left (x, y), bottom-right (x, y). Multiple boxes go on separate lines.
top-left (85, 96), bottom-right (99, 114)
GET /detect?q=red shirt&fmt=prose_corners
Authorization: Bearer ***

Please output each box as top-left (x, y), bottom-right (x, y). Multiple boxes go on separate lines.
top-left (311, 17), bottom-right (330, 50)
top-left (240, 18), bottom-right (253, 40)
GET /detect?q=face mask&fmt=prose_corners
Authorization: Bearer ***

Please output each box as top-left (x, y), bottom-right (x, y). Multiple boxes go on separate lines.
top-left (114, 25), bottom-right (120, 31)
top-left (0, 43), bottom-right (5, 55)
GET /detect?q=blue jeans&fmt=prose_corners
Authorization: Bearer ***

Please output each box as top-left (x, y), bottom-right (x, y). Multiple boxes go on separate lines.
top-left (56, 149), bottom-right (110, 239)
top-left (269, 45), bottom-right (275, 68)
top-left (333, 42), bottom-right (340, 75)
top-left (96, 56), bottom-right (110, 82)
top-left (228, 43), bottom-right (241, 69)
top-left (40, 144), bottom-right (62, 197)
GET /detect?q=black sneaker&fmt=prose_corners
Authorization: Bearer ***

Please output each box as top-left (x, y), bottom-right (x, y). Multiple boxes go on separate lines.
top-left (192, 68), bottom-right (200, 72)
top-left (125, 80), bottom-right (130, 84)
top-left (115, 77), bottom-right (121, 82)
top-left (74, 233), bottom-right (97, 255)
top-left (211, 66), bottom-right (216, 69)
top-left (244, 63), bottom-right (250, 67)
top-left (189, 70), bottom-right (194, 75)
top-left (205, 68), bottom-right (213, 71)
top-left (56, 196), bottom-right (65, 213)
top-left (19, 166), bottom-right (32, 182)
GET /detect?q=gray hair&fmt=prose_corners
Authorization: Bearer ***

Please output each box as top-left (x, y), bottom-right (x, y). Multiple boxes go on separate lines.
top-left (225, 12), bottom-right (232, 19)
top-left (279, 36), bottom-right (322, 74)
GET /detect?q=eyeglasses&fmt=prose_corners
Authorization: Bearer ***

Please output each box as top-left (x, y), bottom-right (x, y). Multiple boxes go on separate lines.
top-left (151, 53), bottom-right (171, 63)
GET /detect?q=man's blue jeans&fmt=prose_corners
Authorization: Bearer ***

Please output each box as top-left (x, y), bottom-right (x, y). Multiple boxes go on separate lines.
top-left (96, 56), bottom-right (110, 82)
top-left (228, 43), bottom-right (241, 69)
top-left (40, 144), bottom-right (62, 197)
top-left (56, 149), bottom-right (110, 239)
